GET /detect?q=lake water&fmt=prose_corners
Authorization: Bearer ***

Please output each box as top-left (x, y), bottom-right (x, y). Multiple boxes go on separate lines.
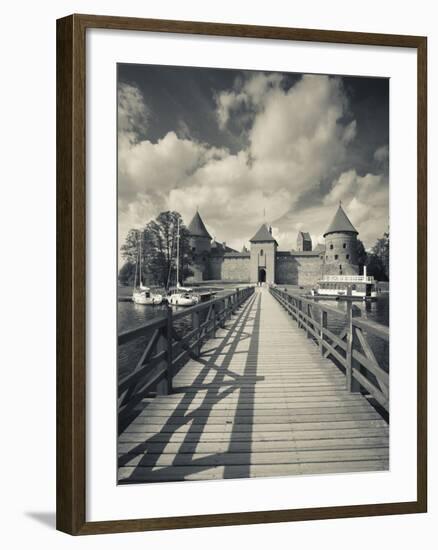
top-left (118, 285), bottom-right (234, 333)
top-left (118, 286), bottom-right (389, 379)
top-left (118, 285), bottom-right (236, 378)
top-left (313, 294), bottom-right (389, 374)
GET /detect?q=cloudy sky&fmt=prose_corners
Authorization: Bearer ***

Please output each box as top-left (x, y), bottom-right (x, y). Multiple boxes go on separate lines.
top-left (118, 64), bottom-right (389, 258)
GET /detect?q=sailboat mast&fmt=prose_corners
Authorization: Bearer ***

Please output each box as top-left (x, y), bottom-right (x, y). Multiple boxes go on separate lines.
top-left (176, 218), bottom-right (180, 286)
top-left (139, 230), bottom-right (142, 286)
top-left (133, 238), bottom-right (138, 290)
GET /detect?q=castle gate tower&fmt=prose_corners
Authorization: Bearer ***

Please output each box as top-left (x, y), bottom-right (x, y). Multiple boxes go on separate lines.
top-left (187, 211), bottom-right (212, 281)
top-left (323, 204), bottom-right (359, 276)
top-left (249, 224), bottom-right (278, 284)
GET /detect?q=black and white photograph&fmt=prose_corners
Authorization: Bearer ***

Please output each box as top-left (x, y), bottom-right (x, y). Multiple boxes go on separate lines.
top-left (117, 64), bottom-right (390, 484)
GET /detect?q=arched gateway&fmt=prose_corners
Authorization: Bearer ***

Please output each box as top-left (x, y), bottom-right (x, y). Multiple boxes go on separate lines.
top-left (258, 268), bottom-right (266, 283)
top-left (249, 223), bottom-right (277, 284)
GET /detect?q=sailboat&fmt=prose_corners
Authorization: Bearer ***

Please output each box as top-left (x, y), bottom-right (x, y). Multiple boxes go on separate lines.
top-left (167, 219), bottom-right (200, 307)
top-left (132, 231), bottom-right (163, 305)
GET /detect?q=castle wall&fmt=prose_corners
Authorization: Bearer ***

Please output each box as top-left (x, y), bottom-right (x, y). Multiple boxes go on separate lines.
top-left (276, 255), bottom-right (322, 287)
top-left (186, 233), bottom-right (357, 286)
top-left (295, 256), bottom-right (323, 286)
top-left (208, 256), bottom-right (224, 280)
top-left (187, 258), bottom-right (209, 282)
top-left (221, 256), bottom-right (250, 282)
top-left (276, 256), bottom-right (299, 285)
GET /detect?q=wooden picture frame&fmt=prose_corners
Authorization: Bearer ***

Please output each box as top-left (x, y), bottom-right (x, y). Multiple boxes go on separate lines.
top-left (56, 13), bottom-right (427, 535)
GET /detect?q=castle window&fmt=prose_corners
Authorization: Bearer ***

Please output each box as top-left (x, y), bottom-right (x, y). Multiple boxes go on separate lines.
top-left (346, 254), bottom-right (350, 260)
top-left (330, 244), bottom-right (333, 250)
top-left (192, 247), bottom-right (196, 253)
top-left (334, 254), bottom-right (339, 260)
top-left (260, 249), bottom-right (264, 256)
top-left (326, 255), bottom-right (328, 260)
top-left (343, 243), bottom-right (346, 248)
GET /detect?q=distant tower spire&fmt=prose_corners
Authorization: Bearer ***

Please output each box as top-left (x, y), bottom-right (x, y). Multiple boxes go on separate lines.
top-left (263, 207), bottom-right (266, 222)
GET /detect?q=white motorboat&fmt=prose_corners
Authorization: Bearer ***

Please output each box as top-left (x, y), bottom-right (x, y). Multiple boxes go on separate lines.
top-left (311, 267), bottom-right (378, 301)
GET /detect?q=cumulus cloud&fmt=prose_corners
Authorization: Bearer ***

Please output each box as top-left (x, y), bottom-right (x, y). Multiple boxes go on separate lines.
top-left (118, 130), bottom-right (228, 251)
top-left (248, 75), bottom-right (353, 196)
top-left (118, 74), bottom-right (387, 257)
top-left (324, 170), bottom-right (388, 208)
top-left (118, 83), bottom-right (149, 143)
top-left (215, 72), bottom-right (283, 129)
top-left (374, 144), bottom-right (389, 163)
top-left (323, 169), bottom-right (389, 246)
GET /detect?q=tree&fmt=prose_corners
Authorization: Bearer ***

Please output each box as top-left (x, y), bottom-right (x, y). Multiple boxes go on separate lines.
top-left (355, 239), bottom-right (368, 274)
top-left (120, 228), bottom-right (141, 265)
top-left (119, 211), bottom-right (193, 289)
top-left (366, 253), bottom-right (387, 281)
top-left (119, 228), bottom-right (141, 286)
top-left (118, 261), bottom-right (136, 286)
top-left (372, 232), bottom-right (389, 280)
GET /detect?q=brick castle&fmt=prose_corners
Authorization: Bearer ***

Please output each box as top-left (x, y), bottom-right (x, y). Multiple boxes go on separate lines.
top-left (186, 204), bottom-right (359, 287)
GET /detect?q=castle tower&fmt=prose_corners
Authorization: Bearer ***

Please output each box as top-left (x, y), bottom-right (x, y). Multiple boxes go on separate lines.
top-left (323, 203), bottom-right (359, 275)
top-left (187, 211), bottom-right (212, 281)
top-left (296, 231), bottom-right (312, 251)
top-left (249, 223), bottom-right (277, 284)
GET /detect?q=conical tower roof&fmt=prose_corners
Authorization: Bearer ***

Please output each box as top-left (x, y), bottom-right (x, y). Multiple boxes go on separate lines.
top-left (250, 223), bottom-right (277, 243)
top-left (323, 204), bottom-right (358, 237)
top-left (187, 211), bottom-right (212, 239)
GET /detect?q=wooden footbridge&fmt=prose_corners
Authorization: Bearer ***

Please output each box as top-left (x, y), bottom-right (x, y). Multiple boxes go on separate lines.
top-left (118, 286), bottom-right (389, 483)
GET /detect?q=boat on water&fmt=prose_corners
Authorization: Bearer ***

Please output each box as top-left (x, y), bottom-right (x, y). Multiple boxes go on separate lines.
top-left (133, 285), bottom-right (163, 305)
top-left (165, 218), bottom-right (200, 307)
top-left (132, 232), bottom-right (163, 305)
top-left (310, 267), bottom-right (378, 301)
top-left (167, 284), bottom-right (200, 307)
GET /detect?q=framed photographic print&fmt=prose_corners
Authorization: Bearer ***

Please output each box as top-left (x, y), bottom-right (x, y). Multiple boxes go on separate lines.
top-left (56, 14), bottom-right (427, 535)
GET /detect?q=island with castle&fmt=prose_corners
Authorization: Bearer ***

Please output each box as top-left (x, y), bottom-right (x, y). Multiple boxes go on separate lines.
top-left (185, 203), bottom-right (360, 287)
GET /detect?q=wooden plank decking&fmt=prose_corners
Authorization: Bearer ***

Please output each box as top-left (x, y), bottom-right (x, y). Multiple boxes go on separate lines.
top-left (118, 287), bottom-right (389, 483)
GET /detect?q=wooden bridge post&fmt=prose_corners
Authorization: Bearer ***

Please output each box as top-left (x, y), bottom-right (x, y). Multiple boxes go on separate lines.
top-left (192, 310), bottom-right (201, 356)
top-left (156, 327), bottom-right (169, 396)
top-left (306, 303), bottom-right (312, 338)
top-left (166, 304), bottom-right (173, 393)
top-left (224, 296), bottom-right (229, 321)
top-left (212, 303), bottom-right (217, 337)
top-left (320, 309), bottom-right (327, 355)
top-left (235, 288), bottom-right (240, 310)
top-left (346, 286), bottom-right (360, 393)
top-left (219, 297), bottom-right (225, 328)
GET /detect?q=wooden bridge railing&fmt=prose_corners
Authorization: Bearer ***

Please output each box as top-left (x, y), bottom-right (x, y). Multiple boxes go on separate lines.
top-left (270, 287), bottom-right (389, 412)
top-left (118, 286), bottom-right (255, 422)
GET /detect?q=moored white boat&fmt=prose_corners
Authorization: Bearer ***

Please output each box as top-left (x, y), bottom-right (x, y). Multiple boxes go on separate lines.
top-left (132, 287), bottom-right (163, 305)
top-left (165, 219), bottom-right (200, 307)
top-left (132, 232), bottom-right (163, 305)
top-left (311, 267), bottom-right (378, 301)
top-left (167, 285), bottom-right (200, 307)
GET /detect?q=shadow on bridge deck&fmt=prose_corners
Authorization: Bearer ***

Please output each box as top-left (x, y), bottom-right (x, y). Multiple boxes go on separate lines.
top-left (118, 288), bottom-right (389, 483)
